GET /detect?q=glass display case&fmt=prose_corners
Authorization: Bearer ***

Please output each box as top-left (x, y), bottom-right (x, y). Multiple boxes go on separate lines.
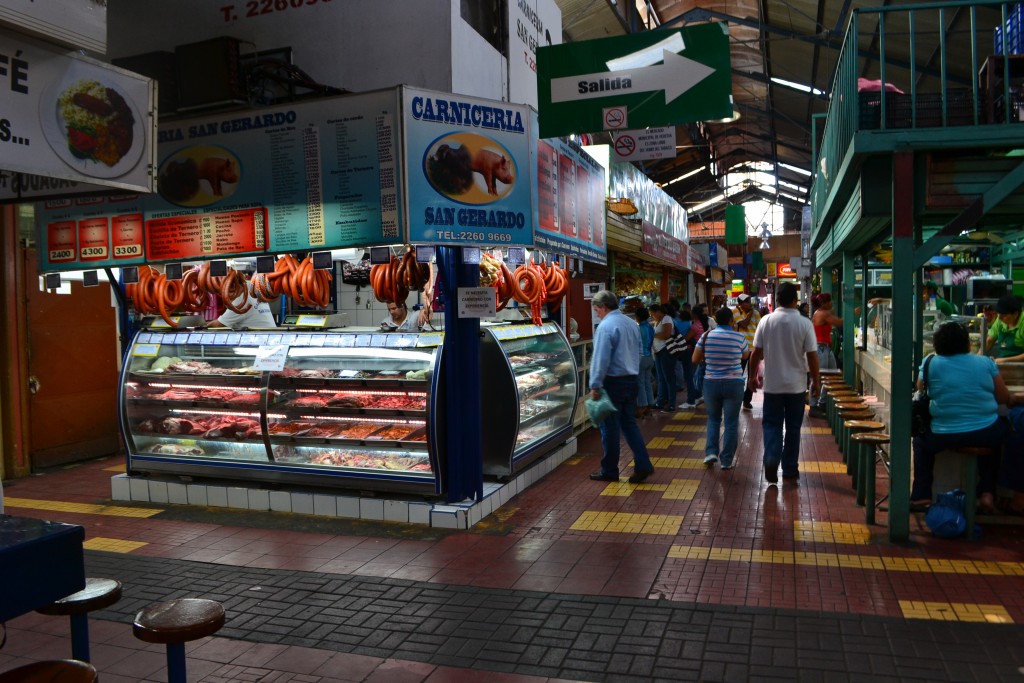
top-left (480, 323), bottom-right (578, 476)
top-left (120, 328), bottom-right (444, 495)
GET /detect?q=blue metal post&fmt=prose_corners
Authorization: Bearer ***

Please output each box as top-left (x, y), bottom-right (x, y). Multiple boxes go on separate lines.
top-left (437, 246), bottom-right (483, 503)
top-left (166, 642), bottom-right (187, 683)
top-left (69, 613), bottom-right (90, 662)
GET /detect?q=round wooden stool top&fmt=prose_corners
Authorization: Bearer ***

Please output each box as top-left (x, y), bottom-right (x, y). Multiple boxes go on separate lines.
top-left (844, 420), bottom-right (886, 430)
top-left (850, 432), bottom-right (890, 444)
top-left (37, 578), bottom-right (122, 617)
top-left (835, 402), bottom-right (867, 411)
top-left (828, 390), bottom-right (858, 397)
top-left (838, 410), bottom-right (874, 420)
top-left (0, 660), bottom-right (97, 683)
top-left (133, 598), bottom-right (225, 645)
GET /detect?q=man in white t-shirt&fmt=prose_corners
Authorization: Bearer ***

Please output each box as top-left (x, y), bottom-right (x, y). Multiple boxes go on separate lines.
top-left (747, 282), bottom-right (819, 484)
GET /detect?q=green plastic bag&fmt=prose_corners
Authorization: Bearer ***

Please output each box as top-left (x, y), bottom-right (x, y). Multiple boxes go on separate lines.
top-left (585, 388), bottom-right (618, 427)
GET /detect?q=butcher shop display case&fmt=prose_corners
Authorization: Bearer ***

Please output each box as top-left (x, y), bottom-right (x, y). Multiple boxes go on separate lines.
top-left (480, 323), bottom-right (577, 477)
top-left (120, 328), bottom-right (444, 495)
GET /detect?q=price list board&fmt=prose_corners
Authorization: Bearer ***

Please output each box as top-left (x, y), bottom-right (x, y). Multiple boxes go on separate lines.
top-left (145, 209), bottom-right (267, 261)
top-left (36, 89), bottom-right (403, 272)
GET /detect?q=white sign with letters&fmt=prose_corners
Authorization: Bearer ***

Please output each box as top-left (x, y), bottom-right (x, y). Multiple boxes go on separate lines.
top-left (253, 345), bottom-right (289, 372)
top-left (458, 287), bottom-right (497, 318)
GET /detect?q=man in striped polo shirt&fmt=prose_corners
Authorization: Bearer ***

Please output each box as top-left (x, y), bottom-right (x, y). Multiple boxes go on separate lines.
top-left (692, 307), bottom-right (750, 469)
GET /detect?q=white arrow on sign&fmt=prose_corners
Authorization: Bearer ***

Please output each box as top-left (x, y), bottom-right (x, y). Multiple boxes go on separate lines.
top-left (550, 49), bottom-right (716, 105)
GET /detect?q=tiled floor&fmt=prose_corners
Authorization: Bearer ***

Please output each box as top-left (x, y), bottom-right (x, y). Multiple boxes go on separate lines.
top-left (2, 395), bottom-right (1024, 681)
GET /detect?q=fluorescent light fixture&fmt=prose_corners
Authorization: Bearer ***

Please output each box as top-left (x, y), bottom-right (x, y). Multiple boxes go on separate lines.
top-left (662, 167), bottom-right (704, 187)
top-left (779, 192), bottom-right (807, 204)
top-left (771, 77), bottom-right (825, 96)
top-left (606, 34), bottom-right (685, 71)
top-left (779, 162), bottom-right (811, 176)
top-left (778, 179), bottom-right (807, 192)
top-left (690, 194), bottom-right (726, 213)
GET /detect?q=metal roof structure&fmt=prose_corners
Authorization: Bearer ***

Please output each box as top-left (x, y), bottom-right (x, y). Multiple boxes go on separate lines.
top-left (554, 0), bottom-right (1007, 229)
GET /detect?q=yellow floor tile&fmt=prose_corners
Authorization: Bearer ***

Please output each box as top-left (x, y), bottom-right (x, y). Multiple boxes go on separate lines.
top-left (103, 464), bottom-right (127, 473)
top-left (570, 511), bottom-right (683, 535)
top-left (800, 462), bottom-right (847, 474)
top-left (5, 497), bottom-right (162, 518)
top-left (650, 457), bottom-right (705, 469)
top-left (806, 427), bottom-right (833, 434)
top-left (646, 437), bottom-right (675, 449)
top-left (84, 537), bottom-right (148, 553)
top-left (794, 521), bottom-right (871, 544)
top-left (662, 425), bottom-right (687, 432)
top-left (898, 600), bottom-right (1014, 623)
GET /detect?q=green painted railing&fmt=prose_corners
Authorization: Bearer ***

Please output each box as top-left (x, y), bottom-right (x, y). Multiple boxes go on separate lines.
top-left (811, 1), bottom-right (1020, 235)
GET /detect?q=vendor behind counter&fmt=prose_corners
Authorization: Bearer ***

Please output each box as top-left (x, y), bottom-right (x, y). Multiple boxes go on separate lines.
top-left (986, 294), bottom-right (1024, 363)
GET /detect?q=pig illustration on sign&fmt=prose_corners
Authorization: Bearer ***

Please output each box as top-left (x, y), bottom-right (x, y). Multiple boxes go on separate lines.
top-left (198, 157), bottom-right (239, 196)
top-left (471, 148), bottom-right (514, 195)
top-left (157, 146), bottom-right (243, 207)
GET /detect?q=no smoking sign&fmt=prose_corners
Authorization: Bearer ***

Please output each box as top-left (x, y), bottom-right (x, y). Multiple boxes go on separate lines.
top-left (614, 135), bottom-right (636, 158)
top-left (603, 106), bottom-right (628, 130)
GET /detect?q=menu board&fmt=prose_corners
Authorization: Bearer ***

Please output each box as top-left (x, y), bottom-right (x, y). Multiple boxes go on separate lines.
top-left (534, 136), bottom-right (607, 264)
top-left (36, 89), bottom-right (402, 272)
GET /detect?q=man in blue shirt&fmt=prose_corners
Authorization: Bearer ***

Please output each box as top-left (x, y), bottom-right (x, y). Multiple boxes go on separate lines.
top-left (589, 290), bottom-right (655, 483)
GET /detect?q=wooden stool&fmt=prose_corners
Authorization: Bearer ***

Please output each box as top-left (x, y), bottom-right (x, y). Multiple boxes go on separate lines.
top-left (851, 432), bottom-right (890, 523)
top-left (844, 420), bottom-right (885, 486)
top-left (837, 408), bottom-right (874, 457)
top-left (940, 447), bottom-right (995, 539)
top-left (828, 392), bottom-right (860, 435)
top-left (0, 660), bottom-right (97, 683)
top-left (37, 578), bottom-right (122, 662)
top-left (134, 598), bottom-right (225, 683)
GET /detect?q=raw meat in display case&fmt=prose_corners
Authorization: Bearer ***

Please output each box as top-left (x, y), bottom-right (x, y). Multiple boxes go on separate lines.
top-left (120, 328), bottom-right (444, 495)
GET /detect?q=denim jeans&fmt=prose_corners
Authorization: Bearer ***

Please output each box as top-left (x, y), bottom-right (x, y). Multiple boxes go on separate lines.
top-left (911, 418), bottom-right (1007, 500)
top-left (762, 392), bottom-right (807, 476)
top-left (811, 344), bottom-right (837, 408)
top-left (704, 378), bottom-right (744, 465)
top-left (676, 347), bottom-right (696, 404)
top-left (637, 355), bottom-right (655, 408)
top-left (598, 375), bottom-right (654, 477)
top-left (654, 349), bottom-right (677, 409)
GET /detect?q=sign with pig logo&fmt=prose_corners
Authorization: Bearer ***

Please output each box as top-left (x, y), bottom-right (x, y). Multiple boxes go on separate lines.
top-left (401, 86), bottom-right (534, 248)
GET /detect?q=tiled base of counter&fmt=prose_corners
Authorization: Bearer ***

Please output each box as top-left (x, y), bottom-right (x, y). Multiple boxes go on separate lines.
top-left (109, 437), bottom-right (577, 529)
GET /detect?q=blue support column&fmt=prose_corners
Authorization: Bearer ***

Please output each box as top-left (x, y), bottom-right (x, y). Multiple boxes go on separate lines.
top-left (437, 246), bottom-right (483, 503)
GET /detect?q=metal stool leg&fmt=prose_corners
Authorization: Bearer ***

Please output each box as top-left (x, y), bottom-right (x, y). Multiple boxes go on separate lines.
top-left (166, 642), bottom-right (187, 683)
top-left (865, 445), bottom-right (877, 524)
top-left (69, 613), bottom-right (91, 662)
top-left (855, 441), bottom-right (867, 505)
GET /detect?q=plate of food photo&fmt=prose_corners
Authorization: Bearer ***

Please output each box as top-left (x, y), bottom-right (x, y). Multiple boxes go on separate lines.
top-left (41, 64), bottom-right (144, 179)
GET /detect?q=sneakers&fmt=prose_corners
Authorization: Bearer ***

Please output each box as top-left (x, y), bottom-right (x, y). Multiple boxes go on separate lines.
top-left (764, 462), bottom-right (778, 484)
top-left (694, 397), bottom-right (705, 406)
top-left (720, 461), bottom-right (734, 470)
top-left (681, 402), bottom-right (696, 410)
top-left (661, 406), bottom-right (676, 412)
top-left (628, 469), bottom-right (654, 484)
top-left (742, 402), bottom-right (753, 411)
top-left (703, 454), bottom-right (718, 466)
top-left (808, 406), bottom-right (826, 419)
top-left (589, 471), bottom-right (619, 482)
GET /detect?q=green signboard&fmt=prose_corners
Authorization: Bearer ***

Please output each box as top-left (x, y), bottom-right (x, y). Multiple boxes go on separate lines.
top-left (536, 23), bottom-right (733, 139)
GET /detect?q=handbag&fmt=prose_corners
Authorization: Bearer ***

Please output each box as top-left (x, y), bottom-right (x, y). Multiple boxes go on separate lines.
top-left (924, 488), bottom-right (967, 538)
top-left (665, 326), bottom-right (692, 358)
top-left (911, 354), bottom-right (933, 437)
top-left (584, 388), bottom-right (618, 427)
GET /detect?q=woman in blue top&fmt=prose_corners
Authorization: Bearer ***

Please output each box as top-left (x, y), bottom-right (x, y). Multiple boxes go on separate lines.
top-left (635, 307), bottom-right (655, 418)
top-left (692, 308), bottom-right (750, 469)
top-left (911, 321), bottom-right (1010, 513)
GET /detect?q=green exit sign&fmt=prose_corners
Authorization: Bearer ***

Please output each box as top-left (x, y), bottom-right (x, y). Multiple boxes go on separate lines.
top-left (537, 23), bottom-right (733, 139)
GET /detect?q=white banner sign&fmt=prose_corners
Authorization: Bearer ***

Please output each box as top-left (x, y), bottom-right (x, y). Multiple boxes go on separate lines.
top-left (611, 127), bottom-right (677, 162)
top-left (507, 0), bottom-right (562, 108)
top-left (0, 0), bottom-right (106, 52)
top-left (0, 27), bottom-right (155, 198)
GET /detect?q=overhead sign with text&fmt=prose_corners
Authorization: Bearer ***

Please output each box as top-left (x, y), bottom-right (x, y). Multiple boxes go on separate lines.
top-left (641, 220), bottom-right (688, 269)
top-left (0, 27), bottom-right (155, 197)
top-left (534, 137), bottom-right (607, 264)
top-left (403, 87), bottom-right (534, 247)
top-left (507, 0), bottom-right (562, 108)
top-left (36, 89), bottom-right (402, 272)
top-left (536, 23), bottom-right (732, 139)
top-left (611, 127), bottom-right (676, 163)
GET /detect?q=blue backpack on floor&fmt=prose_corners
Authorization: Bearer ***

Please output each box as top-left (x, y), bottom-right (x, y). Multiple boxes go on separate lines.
top-left (925, 489), bottom-right (967, 538)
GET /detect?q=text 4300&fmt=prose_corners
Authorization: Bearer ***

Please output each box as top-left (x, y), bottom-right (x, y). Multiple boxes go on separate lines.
top-left (220, 0), bottom-right (331, 22)
top-left (434, 230), bottom-right (512, 243)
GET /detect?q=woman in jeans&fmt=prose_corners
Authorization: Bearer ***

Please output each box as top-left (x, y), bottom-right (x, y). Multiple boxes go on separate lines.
top-left (911, 321), bottom-right (1009, 512)
top-left (635, 307), bottom-right (655, 418)
top-left (692, 307), bottom-right (750, 468)
top-left (649, 304), bottom-right (677, 411)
